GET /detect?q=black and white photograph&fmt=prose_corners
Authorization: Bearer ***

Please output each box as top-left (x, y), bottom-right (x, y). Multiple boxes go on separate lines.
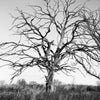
top-left (0, 0), bottom-right (100, 100)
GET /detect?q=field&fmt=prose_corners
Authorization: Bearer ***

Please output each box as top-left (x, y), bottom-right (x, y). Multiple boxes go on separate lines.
top-left (0, 80), bottom-right (100, 100)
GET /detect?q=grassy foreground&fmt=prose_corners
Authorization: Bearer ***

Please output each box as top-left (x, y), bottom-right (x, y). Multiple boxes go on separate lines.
top-left (0, 80), bottom-right (100, 100)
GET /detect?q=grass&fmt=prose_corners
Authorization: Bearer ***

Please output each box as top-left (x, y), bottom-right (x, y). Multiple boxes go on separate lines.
top-left (36, 91), bottom-right (100, 100)
top-left (36, 85), bottom-right (100, 100)
top-left (0, 81), bottom-right (100, 100)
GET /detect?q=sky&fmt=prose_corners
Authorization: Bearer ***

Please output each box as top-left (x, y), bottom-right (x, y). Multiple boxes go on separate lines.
top-left (0, 0), bottom-right (100, 85)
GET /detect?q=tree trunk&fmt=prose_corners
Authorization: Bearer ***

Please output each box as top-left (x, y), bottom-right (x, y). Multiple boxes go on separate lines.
top-left (45, 69), bottom-right (54, 93)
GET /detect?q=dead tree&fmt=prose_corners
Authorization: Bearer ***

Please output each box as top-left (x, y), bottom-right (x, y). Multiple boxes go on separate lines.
top-left (0, 0), bottom-right (100, 93)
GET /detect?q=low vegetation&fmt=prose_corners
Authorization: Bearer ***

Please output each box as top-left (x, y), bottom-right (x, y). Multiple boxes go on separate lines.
top-left (36, 84), bottom-right (100, 100)
top-left (0, 79), bottom-right (100, 100)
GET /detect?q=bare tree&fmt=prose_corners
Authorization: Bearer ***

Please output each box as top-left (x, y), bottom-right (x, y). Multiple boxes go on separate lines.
top-left (0, 0), bottom-right (100, 93)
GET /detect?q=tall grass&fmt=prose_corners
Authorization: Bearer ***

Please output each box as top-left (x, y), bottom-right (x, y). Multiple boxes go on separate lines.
top-left (36, 91), bottom-right (100, 100)
top-left (0, 81), bottom-right (100, 100)
top-left (36, 85), bottom-right (100, 100)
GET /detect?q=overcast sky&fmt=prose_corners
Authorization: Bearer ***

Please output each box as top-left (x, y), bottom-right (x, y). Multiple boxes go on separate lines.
top-left (0, 0), bottom-right (100, 85)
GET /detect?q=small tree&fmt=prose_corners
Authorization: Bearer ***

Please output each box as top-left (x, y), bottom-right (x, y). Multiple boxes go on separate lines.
top-left (17, 79), bottom-right (27, 88)
top-left (0, 0), bottom-right (100, 93)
